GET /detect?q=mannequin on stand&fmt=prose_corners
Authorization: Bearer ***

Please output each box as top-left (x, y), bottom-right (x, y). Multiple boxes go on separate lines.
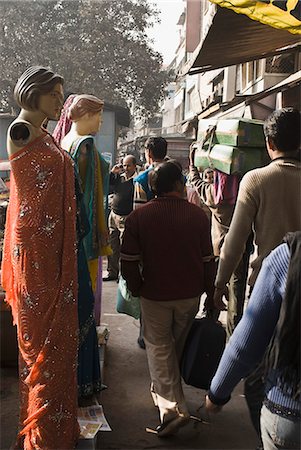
top-left (54, 94), bottom-right (111, 403)
top-left (54, 94), bottom-right (111, 326)
top-left (2, 66), bottom-right (79, 449)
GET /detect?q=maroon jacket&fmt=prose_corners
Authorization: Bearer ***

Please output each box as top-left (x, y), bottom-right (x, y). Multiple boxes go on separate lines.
top-left (120, 196), bottom-right (215, 301)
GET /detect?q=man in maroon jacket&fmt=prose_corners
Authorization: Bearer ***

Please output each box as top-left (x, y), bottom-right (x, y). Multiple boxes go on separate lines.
top-left (121, 160), bottom-right (216, 437)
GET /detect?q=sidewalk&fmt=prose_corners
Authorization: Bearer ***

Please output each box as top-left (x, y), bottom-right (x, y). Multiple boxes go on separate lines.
top-left (97, 279), bottom-right (259, 450)
top-left (0, 279), bottom-right (259, 450)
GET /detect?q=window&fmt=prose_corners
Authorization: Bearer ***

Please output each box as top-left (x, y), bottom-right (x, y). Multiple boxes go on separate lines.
top-left (239, 59), bottom-right (263, 91)
top-left (186, 88), bottom-right (195, 112)
top-left (255, 59), bottom-right (264, 79)
top-left (265, 53), bottom-right (295, 74)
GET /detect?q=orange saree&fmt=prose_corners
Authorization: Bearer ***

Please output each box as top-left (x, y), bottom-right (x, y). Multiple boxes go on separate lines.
top-left (1, 133), bottom-right (80, 449)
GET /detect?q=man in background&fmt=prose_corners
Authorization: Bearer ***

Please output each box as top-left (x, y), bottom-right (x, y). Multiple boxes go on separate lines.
top-left (188, 149), bottom-right (251, 338)
top-left (103, 155), bottom-right (137, 281)
top-left (133, 137), bottom-right (167, 209)
top-left (133, 137), bottom-right (168, 348)
top-left (121, 160), bottom-right (215, 437)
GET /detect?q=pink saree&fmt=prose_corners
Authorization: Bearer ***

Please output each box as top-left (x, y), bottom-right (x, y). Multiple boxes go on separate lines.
top-left (1, 132), bottom-right (80, 449)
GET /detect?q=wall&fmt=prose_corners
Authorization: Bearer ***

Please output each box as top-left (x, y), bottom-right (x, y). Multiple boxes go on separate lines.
top-left (94, 109), bottom-right (116, 165)
top-left (186, 0), bottom-right (201, 53)
top-left (0, 117), bottom-right (14, 160)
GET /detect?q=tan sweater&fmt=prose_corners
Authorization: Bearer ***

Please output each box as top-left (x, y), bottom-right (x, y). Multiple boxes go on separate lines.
top-left (215, 158), bottom-right (301, 287)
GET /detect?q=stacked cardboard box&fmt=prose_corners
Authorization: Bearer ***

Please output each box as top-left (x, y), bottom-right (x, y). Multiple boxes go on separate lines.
top-left (194, 118), bottom-right (270, 175)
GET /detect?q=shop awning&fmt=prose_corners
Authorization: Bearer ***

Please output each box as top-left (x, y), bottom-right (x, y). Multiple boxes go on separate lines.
top-left (182, 5), bottom-right (301, 75)
top-left (209, 0), bottom-right (301, 34)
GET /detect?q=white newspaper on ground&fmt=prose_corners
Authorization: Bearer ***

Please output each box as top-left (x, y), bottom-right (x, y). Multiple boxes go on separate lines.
top-left (78, 404), bottom-right (112, 438)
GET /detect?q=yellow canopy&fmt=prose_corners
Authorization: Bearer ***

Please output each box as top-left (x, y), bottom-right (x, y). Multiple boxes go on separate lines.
top-left (209, 0), bottom-right (301, 34)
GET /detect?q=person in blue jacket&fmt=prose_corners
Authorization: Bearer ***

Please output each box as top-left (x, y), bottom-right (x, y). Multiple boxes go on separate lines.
top-left (206, 231), bottom-right (300, 450)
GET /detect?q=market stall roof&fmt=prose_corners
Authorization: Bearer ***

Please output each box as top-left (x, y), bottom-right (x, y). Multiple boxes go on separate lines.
top-left (181, 6), bottom-right (301, 76)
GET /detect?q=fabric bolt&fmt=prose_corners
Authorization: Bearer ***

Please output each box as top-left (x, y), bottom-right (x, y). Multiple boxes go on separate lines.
top-left (215, 158), bottom-right (301, 288)
top-left (141, 296), bottom-right (200, 423)
top-left (1, 132), bottom-right (79, 448)
top-left (209, 243), bottom-right (300, 416)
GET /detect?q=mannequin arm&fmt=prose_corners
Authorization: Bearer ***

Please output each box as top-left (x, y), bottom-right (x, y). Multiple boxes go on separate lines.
top-left (7, 120), bottom-right (37, 157)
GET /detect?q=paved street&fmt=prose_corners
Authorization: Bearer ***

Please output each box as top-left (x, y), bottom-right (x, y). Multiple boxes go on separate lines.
top-left (0, 276), bottom-right (259, 450)
top-left (97, 278), bottom-right (259, 450)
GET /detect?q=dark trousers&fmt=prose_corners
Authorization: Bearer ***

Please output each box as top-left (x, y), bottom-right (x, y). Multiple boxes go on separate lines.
top-left (244, 365), bottom-right (265, 443)
top-left (107, 211), bottom-right (126, 278)
top-left (226, 235), bottom-right (253, 339)
top-left (227, 251), bottom-right (250, 338)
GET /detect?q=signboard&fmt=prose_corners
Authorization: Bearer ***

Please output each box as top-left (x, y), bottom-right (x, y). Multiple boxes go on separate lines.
top-left (209, 0), bottom-right (301, 34)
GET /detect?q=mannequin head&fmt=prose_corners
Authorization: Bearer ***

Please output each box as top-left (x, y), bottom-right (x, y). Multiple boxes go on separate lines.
top-left (14, 66), bottom-right (64, 120)
top-left (68, 94), bottom-right (104, 135)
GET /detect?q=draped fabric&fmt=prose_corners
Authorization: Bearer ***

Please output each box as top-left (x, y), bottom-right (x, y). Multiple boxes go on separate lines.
top-left (69, 136), bottom-right (111, 300)
top-left (213, 170), bottom-right (239, 206)
top-left (69, 136), bottom-right (111, 262)
top-left (74, 173), bottom-right (101, 398)
top-left (52, 94), bottom-right (76, 146)
top-left (1, 133), bottom-right (79, 448)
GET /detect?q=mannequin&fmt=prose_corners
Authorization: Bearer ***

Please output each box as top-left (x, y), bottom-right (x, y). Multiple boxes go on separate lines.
top-left (2, 67), bottom-right (79, 448)
top-left (54, 94), bottom-right (107, 403)
top-left (54, 94), bottom-right (112, 320)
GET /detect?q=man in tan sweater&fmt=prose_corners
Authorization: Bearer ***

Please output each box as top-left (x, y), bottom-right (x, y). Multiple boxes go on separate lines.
top-left (214, 108), bottom-right (300, 306)
top-left (213, 107), bottom-right (301, 441)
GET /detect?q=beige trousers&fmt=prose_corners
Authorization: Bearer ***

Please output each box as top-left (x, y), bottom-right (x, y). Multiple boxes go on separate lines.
top-left (140, 296), bottom-right (200, 424)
